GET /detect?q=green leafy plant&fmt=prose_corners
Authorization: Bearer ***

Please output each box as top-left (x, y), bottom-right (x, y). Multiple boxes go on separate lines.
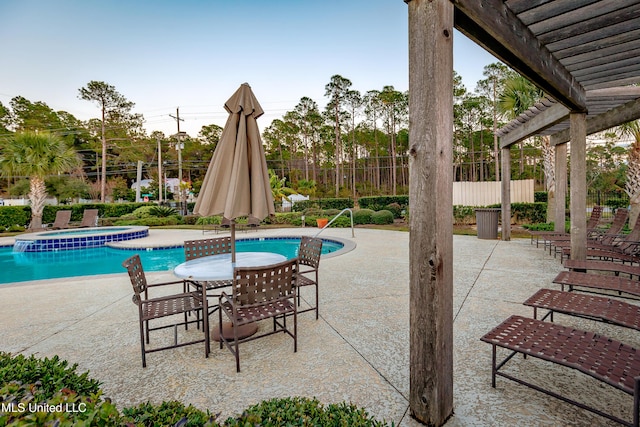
top-left (121, 401), bottom-right (218, 427)
top-left (149, 205), bottom-right (178, 217)
top-left (225, 397), bottom-right (389, 427)
top-left (0, 352), bottom-right (101, 399)
top-left (353, 208), bottom-right (375, 225)
top-left (371, 210), bottom-right (394, 225)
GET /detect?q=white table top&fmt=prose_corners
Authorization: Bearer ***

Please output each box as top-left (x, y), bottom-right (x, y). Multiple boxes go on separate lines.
top-left (173, 251), bottom-right (287, 281)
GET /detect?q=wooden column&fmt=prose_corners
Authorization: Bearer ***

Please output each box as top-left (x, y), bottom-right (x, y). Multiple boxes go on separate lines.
top-left (500, 145), bottom-right (511, 241)
top-left (406, 0), bottom-right (454, 424)
top-left (552, 137), bottom-right (567, 233)
top-left (569, 113), bottom-right (587, 260)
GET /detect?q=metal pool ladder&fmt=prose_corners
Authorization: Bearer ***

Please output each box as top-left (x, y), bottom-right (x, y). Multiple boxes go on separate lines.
top-left (313, 208), bottom-right (355, 238)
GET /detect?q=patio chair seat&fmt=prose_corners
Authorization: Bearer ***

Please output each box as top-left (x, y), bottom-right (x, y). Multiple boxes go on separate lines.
top-left (296, 236), bottom-right (323, 319)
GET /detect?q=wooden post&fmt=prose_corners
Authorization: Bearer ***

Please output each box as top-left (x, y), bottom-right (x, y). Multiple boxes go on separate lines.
top-left (569, 113), bottom-right (587, 260)
top-left (553, 137), bottom-right (567, 233)
top-left (500, 145), bottom-right (511, 241)
top-left (406, 0), bottom-right (454, 424)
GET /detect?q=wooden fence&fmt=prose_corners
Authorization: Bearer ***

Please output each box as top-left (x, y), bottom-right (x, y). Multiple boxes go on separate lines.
top-left (453, 179), bottom-right (534, 206)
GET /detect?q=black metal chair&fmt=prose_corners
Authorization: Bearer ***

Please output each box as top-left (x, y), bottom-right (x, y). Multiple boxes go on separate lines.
top-left (122, 254), bottom-right (209, 367)
top-left (219, 258), bottom-right (298, 372)
top-left (296, 236), bottom-right (323, 319)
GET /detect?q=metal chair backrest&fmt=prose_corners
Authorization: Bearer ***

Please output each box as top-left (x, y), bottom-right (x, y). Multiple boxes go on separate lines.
top-left (184, 237), bottom-right (232, 261)
top-left (122, 254), bottom-right (148, 303)
top-left (232, 259), bottom-right (297, 306)
top-left (298, 236), bottom-right (322, 270)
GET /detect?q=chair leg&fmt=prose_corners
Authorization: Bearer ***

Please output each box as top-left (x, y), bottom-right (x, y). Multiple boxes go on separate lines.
top-left (139, 321), bottom-right (147, 368)
top-left (234, 323), bottom-right (240, 373)
top-left (315, 282), bottom-right (319, 320)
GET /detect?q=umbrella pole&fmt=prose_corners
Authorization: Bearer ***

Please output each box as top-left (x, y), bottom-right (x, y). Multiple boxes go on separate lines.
top-left (231, 220), bottom-right (236, 263)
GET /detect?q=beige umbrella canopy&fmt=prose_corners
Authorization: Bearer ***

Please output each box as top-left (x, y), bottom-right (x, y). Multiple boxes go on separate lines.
top-left (194, 83), bottom-right (275, 260)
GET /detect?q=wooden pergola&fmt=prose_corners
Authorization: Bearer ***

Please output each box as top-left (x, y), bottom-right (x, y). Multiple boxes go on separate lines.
top-left (404, 1), bottom-right (640, 425)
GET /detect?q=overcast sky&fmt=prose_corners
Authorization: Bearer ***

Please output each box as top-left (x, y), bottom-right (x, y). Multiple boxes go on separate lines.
top-left (0, 0), bottom-right (499, 137)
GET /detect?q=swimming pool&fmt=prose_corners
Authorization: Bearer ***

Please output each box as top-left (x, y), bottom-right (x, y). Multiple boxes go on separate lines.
top-left (0, 237), bottom-right (345, 284)
top-left (13, 226), bottom-right (149, 252)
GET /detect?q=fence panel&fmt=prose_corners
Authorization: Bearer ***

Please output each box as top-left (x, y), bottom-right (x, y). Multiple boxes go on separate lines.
top-left (452, 180), bottom-right (534, 206)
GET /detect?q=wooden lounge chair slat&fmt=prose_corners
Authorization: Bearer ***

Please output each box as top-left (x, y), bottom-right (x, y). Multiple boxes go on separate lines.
top-left (553, 270), bottom-right (640, 299)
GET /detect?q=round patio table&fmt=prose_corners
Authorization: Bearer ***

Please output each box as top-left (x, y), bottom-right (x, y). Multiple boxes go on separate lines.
top-left (174, 251), bottom-right (287, 342)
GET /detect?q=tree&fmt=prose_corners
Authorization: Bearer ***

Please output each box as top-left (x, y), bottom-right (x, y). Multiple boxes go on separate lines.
top-left (0, 132), bottom-right (80, 229)
top-left (325, 75), bottom-right (352, 197)
top-left (345, 89), bottom-right (362, 201)
top-left (78, 81), bottom-right (140, 202)
top-left (476, 63), bottom-right (510, 181)
top-left (620, 120), bottom-right (640, 228)
top-left (379, 86), bottom-right (407, 195)
top-left (198, 124), bottom-right (223, 148)
top-left (364, 90), bottom-right (383, 191)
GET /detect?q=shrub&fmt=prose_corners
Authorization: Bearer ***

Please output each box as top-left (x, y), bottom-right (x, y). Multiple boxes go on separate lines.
top-left (0, 352), bottom-right (101, 399)
top-left (353, 209), bottom-right (375, 225)
top-left (534, 191), bottom-right (548, 203)
top-left (605, 198), bottom-right (629, 210)
top-left (371, 210), bottom-right (394, 225)
top-left (196, 216), bottom-right (223, 225)
top-left (358, 196), bottom-right (408, 212)
top-left (121, 401), bottom-right (217, 427)
top-left (0, 382), bottom-right (120, 426)
top-left (114, 216), bottom-right (183, 226)
top-left (384, 202), bottom-right (403, 219)
top-left (453, 205), bottom-right (475, 225)
top-left (149, 205), bottom-right (178, 217)
top-left (128, 206), bottom-right (156, 219)
top-left (225, 397), bottom-right (389, 427)
top-left (0, 206), bottom-right (31, 229)
top-left (323, 208), bottom-right (341, 216)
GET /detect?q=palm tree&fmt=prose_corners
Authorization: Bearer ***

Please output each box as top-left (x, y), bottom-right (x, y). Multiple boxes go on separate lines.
top-left (0, 131), bottom-right (80, 229)
top-left (619, 120), bottom-right (640, 227)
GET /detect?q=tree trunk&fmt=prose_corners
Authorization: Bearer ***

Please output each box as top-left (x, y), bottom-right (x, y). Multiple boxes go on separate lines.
top-left (28, 177), bottom-right (47, 229)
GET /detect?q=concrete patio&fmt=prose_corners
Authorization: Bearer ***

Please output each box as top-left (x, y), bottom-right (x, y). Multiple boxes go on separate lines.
top-left (0, 227), bottom-right (636, 426)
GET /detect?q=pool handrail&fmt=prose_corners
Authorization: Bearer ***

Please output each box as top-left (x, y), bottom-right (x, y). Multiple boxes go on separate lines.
top-left (313, 208), bottom-right (354, 238)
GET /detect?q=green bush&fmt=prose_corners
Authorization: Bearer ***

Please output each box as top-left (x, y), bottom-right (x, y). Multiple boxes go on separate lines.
top-left (149, 205), bottom-right (178, 217)
top-left (121, 401), bottom-right (217, 427)
top-left (511, 202), bottom-right (547, 224)
top-left (384, 202), bottom-right (403, 219)
top-left (534, 191), bottom-right (548, 203)
top-left (114, 216), bottom-right (183, 226)
top-left (605, 198), bottom-right (630, 210)
top-left (371, 210), bottom-right (394, 225)
top-left (225, 397), bottom-right (388, 427)
top-left (293, 198), bottom-right (353, 212)
top-left (358, 196), bottom-right (408, 212)
top-left (0, 382), bottom-right (120, 426)
top-left (323, 208), bottom-right (341, 216)
top-left (196, 216), bottom-right (223, 225)
top-left (353, 209), bottom-right (375, 225)
top-left (0, 352), bottom-right (100, 399)
top-left (0, 206), bottom-right (31, 229)
top-left (453, 205), bottom-right (475, 225)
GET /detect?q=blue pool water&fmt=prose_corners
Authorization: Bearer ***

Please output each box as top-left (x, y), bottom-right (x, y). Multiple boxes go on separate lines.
top-left (0, 237), bottom-right (343, 284)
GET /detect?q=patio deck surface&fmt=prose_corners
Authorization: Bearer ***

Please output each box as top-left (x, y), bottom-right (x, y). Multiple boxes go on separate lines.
top-left (0, 227), bottom-right (637, 426)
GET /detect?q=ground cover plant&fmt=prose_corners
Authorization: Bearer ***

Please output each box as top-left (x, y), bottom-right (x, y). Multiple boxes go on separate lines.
top-left (0, 352), bottom-right (389, 426)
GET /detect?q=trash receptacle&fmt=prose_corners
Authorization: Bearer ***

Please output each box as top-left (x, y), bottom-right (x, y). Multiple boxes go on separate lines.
top-left (475, 208), bottom-right (500, 239)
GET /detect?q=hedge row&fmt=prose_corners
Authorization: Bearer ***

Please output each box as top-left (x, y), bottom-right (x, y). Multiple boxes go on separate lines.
top-left (0, 352), bottom-right (388, 426)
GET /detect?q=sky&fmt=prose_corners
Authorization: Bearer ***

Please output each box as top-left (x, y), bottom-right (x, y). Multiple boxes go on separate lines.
top-left (0, 0), bottom-right (499, 137)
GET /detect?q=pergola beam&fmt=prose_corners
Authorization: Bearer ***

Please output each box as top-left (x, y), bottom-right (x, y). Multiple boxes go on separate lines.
top-left (552, 97), bottom-right (640, 145)
top-left (500, 103), bottom-right (569, 148)
top-left (453, 0), bottom-right (587, 112)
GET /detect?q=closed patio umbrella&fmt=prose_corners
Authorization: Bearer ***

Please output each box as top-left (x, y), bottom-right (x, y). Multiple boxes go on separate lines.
top-left (193, 83), bottom-right (274, 261)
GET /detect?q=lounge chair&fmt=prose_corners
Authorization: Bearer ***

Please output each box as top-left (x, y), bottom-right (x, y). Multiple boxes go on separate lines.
top-left (219, 258), bottom-right (298, 372)
top-left (530, 205), bottom-right (603, 248)
top-left (242, 215), bottom-right (261, 232)
top-left (555, 208), bottom-right (630, 260)
top-left (44, 210), bottom-right (72, 230)
top-left (524, 288), bottom-right (640, 331)
top-left (481, 315), bottom-right (640, 426)
top-left (122, 254), bottom-right (209, 367)
top-left (553, 270), bottom-right (640, 299)
top-left (70, 209), bottom-right (99, 228)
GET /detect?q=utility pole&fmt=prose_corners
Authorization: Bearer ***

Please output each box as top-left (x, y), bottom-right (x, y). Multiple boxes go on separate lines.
top-left (169, 108), bottom-right (185, 214)
top-left (157, 135), bottom-right (163, 203)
